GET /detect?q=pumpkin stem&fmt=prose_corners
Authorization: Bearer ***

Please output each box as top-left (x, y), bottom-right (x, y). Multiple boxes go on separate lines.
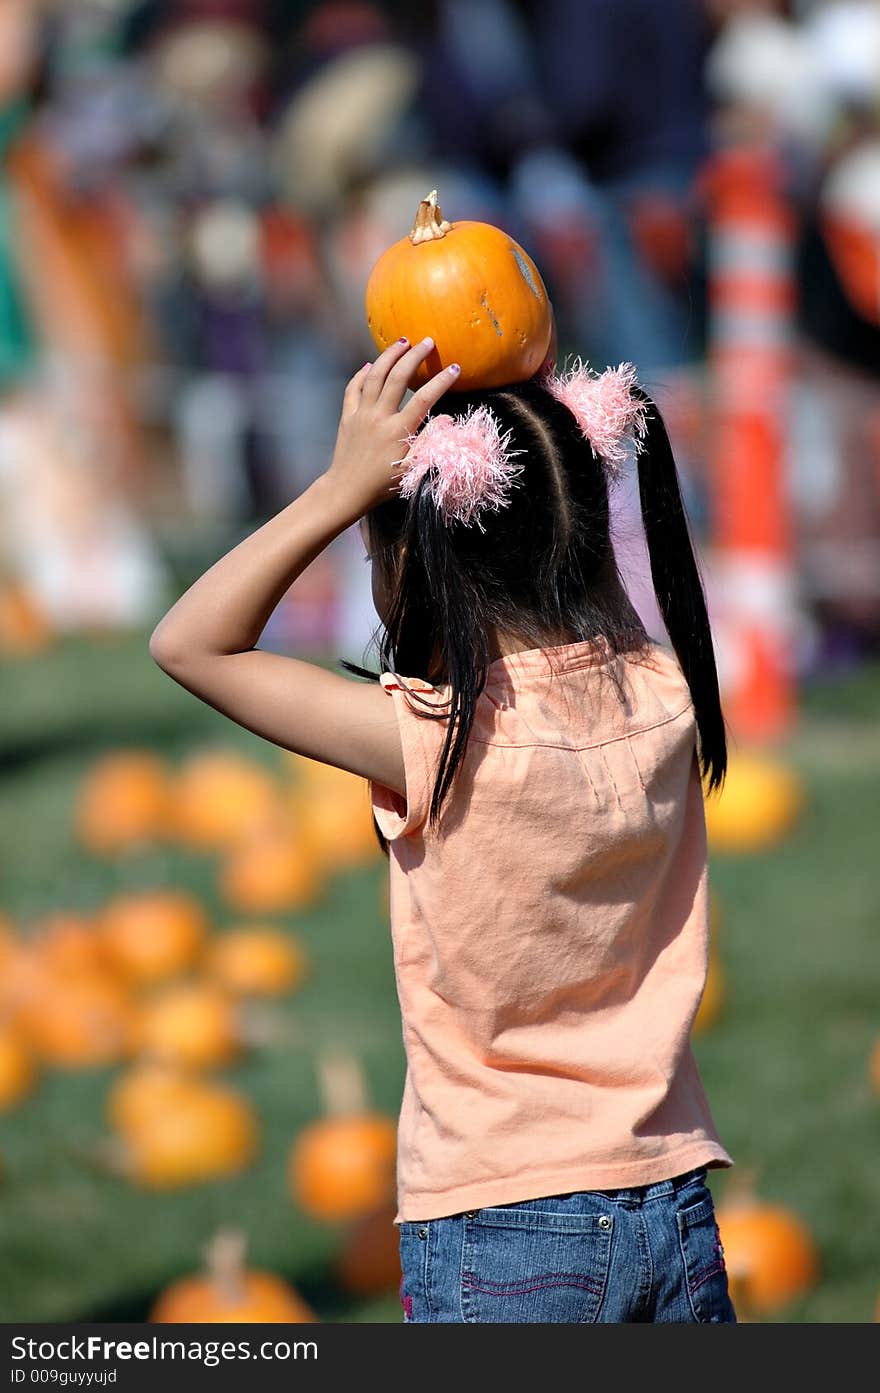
top-left (205, 1226), bottom-right (248, 1308)
top-left (318, 1050), bottom-right (369, 1117)
top-left (410, 189), bottom-right (451, 245)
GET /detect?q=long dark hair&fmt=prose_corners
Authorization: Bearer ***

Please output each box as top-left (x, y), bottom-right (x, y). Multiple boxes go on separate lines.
top-left (340, 373), bottom-right (727, 847)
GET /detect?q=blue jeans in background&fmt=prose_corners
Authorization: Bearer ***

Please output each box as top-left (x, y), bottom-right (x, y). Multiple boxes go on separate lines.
top-left (398, 1165), bottom-right (738, 1323)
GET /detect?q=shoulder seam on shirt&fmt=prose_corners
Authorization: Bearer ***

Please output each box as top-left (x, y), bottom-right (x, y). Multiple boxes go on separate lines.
top-left (467, 701), bottom-right (695, 750)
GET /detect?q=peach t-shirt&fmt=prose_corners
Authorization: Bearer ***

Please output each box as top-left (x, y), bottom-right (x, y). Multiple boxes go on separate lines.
top-left (370, 634), bottom-right (734, 1224)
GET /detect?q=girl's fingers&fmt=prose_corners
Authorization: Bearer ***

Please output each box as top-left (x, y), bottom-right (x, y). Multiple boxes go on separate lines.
top-left (399, 362), bottom-right (461, 434)
top-left (376, 337), bottom-right (439, 413)
top-left (360, 337), bottom-right (414, 405)
top-left (341, 361), bottom-right (373, 416)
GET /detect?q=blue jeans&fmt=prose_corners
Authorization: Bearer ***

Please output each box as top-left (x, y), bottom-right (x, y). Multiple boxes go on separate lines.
top-left (398, 1165), bottom-right (737, 1323)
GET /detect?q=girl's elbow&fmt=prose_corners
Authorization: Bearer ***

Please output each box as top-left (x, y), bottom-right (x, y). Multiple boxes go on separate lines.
top-left (149, 624), bottom-right (187, 674)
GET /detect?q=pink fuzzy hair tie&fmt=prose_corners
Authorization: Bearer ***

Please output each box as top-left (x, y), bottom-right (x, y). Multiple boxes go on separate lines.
top-left (393, 403), bottom-right (527, 530)
top-left (543, 356), bottom-right (650, 483)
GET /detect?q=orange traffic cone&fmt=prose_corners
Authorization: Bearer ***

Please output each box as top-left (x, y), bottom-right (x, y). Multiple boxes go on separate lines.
top-left (702, 147), bottom-right (800, 743)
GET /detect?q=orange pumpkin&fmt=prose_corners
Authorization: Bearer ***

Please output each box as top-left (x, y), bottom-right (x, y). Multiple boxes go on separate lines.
top-left (0, 912), bottom-right (17, 963)
top-left (289, 1052), bottom-right (397, 1222)
top-left (123, 1081), bottom-right (259, 1189)
top-left (76, 751), bottom-right (172, 855)
top-left (298, 792), bottom-right (380, 871)
top-left (18, 970), bottom-right (132, 1068)
top-left (0, 582), bottom-right (53, 654)
top-left (129, 981), bottom-right (241, 1070)
top-left (0, 940), bottom-right (51, 1031)
top-left (31, 913), bottom-right (108, 978)
top-left (98, 891), bottom-right (208, 986)
top-left (205, 927), bottom-right (309, 998)
top-left (219, 818), bottom-right (322, 914)
top-left (705, 754), bottom-right (804, 853)
top-left (290, 1113), bottom-right (397, 1223)
top-left (171, 750), bottom-right (283, 850)
top-left (365, 189), bottom-right (553, 392)
top-left (715, 1196), bottom-right (819, 1312)
top-left (693, 954), bottom-right (724, 1035)
top-left (335, 1201), bottom-right (402, 1297)
top-left (0, 1023), bottom-right (38, 1110)
top-left (150, 1228), bottom-right (315, 1323)
top-left (106, 1063), bottom-right (201, 1138)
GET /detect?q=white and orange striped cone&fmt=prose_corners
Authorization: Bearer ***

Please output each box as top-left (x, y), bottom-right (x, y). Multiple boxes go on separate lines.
top-left (702, 146), bottom-right (801, 745)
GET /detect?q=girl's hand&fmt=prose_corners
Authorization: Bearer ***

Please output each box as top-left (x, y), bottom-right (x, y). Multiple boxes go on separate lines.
top-left (323, 336), bottom-right (461, 519)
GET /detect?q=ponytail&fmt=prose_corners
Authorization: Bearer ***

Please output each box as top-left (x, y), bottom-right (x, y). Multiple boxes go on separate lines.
top-left (632, 389), bottom-right (728, 795)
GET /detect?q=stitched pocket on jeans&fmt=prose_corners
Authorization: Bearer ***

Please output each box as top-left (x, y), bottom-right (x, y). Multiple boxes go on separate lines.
top-left (460, 1208), bottom-right (614, 1324)
top-left (397, 1222), bottom-right (426, 1323)
top-left (676, 1192), bottom-right (738, 1323)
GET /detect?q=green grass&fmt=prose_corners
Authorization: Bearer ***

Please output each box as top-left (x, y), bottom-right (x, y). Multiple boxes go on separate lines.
top-left (0, 632), bottom-right (878, 1322)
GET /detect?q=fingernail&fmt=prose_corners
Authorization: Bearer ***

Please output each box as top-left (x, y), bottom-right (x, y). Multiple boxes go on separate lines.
top-left (363, 361), bottom-right (372, 368)
top-left (449, 363), bottom-right (461, 374)
top-left (422, 336), bottom-right (434, 349)
top-left (398, 336), bottom-right (409, 344)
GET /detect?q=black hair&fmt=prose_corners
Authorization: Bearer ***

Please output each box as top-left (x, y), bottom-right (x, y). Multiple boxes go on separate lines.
top-left (340, 374), bottom-right (728, 849)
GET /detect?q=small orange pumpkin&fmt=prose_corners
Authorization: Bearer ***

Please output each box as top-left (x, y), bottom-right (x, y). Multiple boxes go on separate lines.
top-left (219, 817), bottom-right (322, 914)
top-left (0, 941), bottom-right (51, 1031)
top-left (289, 1053), bottom-right (397, 1223)
top-left (98, 891), bottom-right (208, 986)
top-left (365, 189), bottom-right (553, 392)
top-left (298, 791), bottom-right (381, 871)
top-left (0, 582), bottom-right (53, 654)
top-left (0, 912), bottom-right (18, 966)
top-left (150, 1228), bottom-right (315, 1323)
top-left (18, 970), bottom-right (132, 1068)
top-left (31, 913), bottom-right (109, 978)
top-left (290, 1113), bottom-right (398, 1224)
top-left (129, 981), bottom-right (241, 1070)
top-left (335, 1200), bottom-right (402, 1297)
top-left (705, 753), bottom-right (804, 853)
top-left (0, 1023), bottom-right (38, 1110)
top-left (715, 1192), bottom-right (819, 1313)
top-left (123, 1081), bottom-right (259, 1189)
top-left (205, 926), bottom-right (309, 998)
top-left (76, 751), bottom-right (172, 855)
top-left (693, 954), bottom-right (724, 1035)
top-left (106, 1063), bottom-right (201, 1138)
top-left (171, 750), bottom-right (283, 850)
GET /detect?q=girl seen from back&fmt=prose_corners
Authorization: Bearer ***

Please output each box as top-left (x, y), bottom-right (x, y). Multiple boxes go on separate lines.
top-left (150, 334), bottom-right (737, 1324)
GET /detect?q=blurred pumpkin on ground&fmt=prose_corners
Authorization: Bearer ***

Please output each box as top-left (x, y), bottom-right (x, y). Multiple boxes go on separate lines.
top-left (171, 750), bottom-right (284, 850)
top-left (75, 751), bottom-right (173, 855)
top-left (205, 926), bottom-right (309, 998)
top-left (150, 1227), bottom-right (314, 1323)
top-left (715, 1185), bottom-right (819, 1313)
top-left (705, 753), bottom-right (805, 853)
top-left (289, 1053), bottom-right (397, 1223)
top-left (219, 813), bottom-right (322, 913)
top-left (335, 1200), bottom-right (402, 1297)
top-left (693, 952), bottom-right (724, 1035)
top-left (17, 970), bottom-right (132, 1069)
top-left (106, 1062), bottom-right (201, 1139)
top-left (0, 1022), bottom-right (38, 1110)
top-left (129, 980), bottom-right (242, 1070)
top-left (118, 1080), bottom-right (259, 1190)
top-left (0, 581), bottom-right (53, 654)
top-left (98, 891), bottom-right (208, 986)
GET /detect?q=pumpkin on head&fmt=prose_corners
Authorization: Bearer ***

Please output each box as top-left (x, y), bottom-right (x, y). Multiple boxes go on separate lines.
top-left (365, 190), bottom-right (554, 392)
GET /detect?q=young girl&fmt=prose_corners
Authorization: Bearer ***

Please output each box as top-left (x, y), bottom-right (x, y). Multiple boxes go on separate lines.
top-left (150, 334), bottom-right (737, 1324)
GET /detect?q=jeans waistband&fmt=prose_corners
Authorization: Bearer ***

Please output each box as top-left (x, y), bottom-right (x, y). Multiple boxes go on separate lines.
top-left (590, 1165), bottom-right (707, 1206)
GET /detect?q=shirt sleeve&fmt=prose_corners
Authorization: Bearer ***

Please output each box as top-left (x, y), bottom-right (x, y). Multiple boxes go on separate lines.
top-left (370, 672), bottom-right (449, 840)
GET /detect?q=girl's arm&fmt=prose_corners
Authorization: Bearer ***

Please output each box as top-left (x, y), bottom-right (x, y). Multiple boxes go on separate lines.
top-left (149, 336), bottom-right (458, 795)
